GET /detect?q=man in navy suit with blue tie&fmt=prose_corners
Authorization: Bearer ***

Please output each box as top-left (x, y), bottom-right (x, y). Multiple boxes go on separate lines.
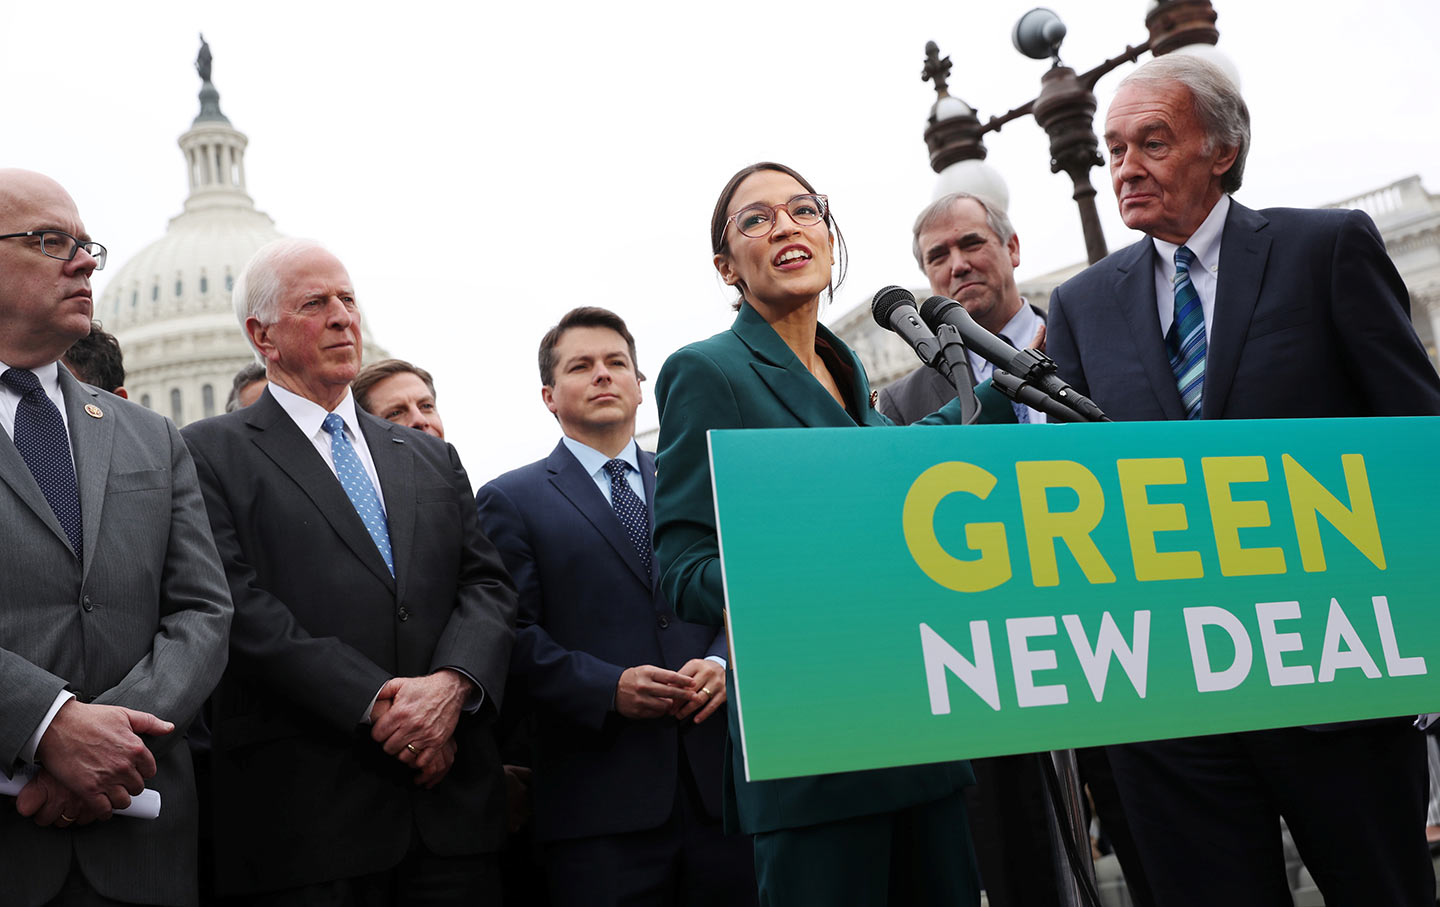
top-left (1047, 54), bottom-right (1440, 906)
top-left (476, 307), bottom-right (756, 907)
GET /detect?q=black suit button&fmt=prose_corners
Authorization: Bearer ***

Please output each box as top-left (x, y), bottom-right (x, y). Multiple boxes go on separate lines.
top-left (397, 607), bottom-right (410, 622)
top-left (657, 615), bottom-right (670, 629)
top-left (81, 595), bottom-right (94, 613)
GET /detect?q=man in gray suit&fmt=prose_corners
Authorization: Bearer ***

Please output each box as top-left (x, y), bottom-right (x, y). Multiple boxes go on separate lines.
top-left (876, 192), bottom-right (1046, 425)
top-left (0, 168), bottom-right (232, 906)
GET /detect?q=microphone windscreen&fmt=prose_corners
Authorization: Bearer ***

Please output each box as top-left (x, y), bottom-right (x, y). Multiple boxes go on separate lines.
top-left (918, 295), bottom-right (960, 331)
top-left (871, 286), bottom-right (917, 328)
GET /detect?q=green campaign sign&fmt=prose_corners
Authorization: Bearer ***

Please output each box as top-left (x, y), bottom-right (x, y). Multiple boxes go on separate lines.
top-left (709, 418), bottom-right (1440, 782)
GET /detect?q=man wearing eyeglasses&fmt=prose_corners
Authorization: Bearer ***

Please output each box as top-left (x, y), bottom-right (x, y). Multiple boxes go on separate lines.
top-left (0, 168), bottom-right (232, 907)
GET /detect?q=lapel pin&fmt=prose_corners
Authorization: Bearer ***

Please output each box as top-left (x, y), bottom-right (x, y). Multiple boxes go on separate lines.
top-left (84, 404), bottom-right (103, 419)
top-left (392, 437), bottom-right (405, 444)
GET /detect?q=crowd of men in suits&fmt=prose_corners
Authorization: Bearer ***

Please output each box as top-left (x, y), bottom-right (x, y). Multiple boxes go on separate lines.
top-left (3, 53), bottom-right (1439, 907)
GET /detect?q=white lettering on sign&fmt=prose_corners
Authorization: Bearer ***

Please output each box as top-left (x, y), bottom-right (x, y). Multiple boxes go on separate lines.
top-left (1062, 611), bottom-right (1151, 700)
top-left (920, 622), bottom-right (1000, 713)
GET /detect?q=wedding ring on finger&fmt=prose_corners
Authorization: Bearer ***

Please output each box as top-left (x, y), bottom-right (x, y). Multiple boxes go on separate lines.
top-left (406, 743), bottom-right (420, 755)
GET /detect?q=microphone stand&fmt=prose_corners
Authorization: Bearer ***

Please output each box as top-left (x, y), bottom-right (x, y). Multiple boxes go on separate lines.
top-left (931, 324), bottom-right (983, 424)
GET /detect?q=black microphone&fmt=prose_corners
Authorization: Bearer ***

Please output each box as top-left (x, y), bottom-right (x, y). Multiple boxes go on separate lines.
top-left (871, 286), bottom-right (941, 369)
top-left (872, 286), bottom-right (981, 424)
top-left (919, 295), bottom-right (1110, 423)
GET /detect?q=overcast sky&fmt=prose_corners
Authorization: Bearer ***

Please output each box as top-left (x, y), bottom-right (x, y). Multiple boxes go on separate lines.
top-left (3, 1), bottom-right (1436, 485)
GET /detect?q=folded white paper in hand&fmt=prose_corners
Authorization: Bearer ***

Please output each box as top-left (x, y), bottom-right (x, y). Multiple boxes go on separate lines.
top-left (0, 766), bottom-right (162, 820)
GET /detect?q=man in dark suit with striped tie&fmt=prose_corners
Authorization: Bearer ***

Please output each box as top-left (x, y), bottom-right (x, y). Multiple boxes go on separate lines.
top-left (476, 307), bottom-right (755, 907)
top-left (1046, 54), bottom-right (1440, 906)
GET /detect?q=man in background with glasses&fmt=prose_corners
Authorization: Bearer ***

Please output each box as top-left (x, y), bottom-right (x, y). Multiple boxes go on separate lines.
top-left (0, 168), bottom-right (233, 906)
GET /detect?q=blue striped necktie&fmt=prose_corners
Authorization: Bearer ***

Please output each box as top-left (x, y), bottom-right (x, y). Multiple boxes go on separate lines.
top-left (1166, 245), bottom-right (1206, 419)
top-left (321, 413), bottom-right (393, 575)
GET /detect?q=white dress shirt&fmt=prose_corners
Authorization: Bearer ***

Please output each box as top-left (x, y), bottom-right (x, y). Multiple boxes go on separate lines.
top-left (267, 383), bottom-right (386, 512)
top-left (1152, 194), bottom-right (1229, 340)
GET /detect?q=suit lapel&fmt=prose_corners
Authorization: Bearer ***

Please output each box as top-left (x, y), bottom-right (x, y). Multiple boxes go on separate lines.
top-left (547, 441), bottom-right (652, 588)
top-left (364, 414), bottom-right (414, 600)
top-left (1112, 240), bottom-right (1188, 420)
top-left (1202, 202), bottom-right (1272, 419)
top-left (732, 305), bottom-right (857, 428)
top-left (248, 393), bottom-right (396, 591)
top-left (60, 371), bottom-right (114, 579)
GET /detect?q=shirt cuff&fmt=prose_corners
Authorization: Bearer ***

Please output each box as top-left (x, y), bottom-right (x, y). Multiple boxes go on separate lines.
top-left (361, 686), bottom-right (383, 726)
top-left (24, 691), bottom-right (76, 764)
top-left (705, 654), bottom-right (727, 670)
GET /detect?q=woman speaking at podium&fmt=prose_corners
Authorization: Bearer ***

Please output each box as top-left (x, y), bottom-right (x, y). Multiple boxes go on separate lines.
top-left (653, 162), bottom-right (1009, 906)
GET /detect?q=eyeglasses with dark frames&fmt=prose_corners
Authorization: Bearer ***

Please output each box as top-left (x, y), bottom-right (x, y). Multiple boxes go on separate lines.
top-left (725, 194), bottom-right (829, 239)
top-left (0, 230), bottom-right (107, 270)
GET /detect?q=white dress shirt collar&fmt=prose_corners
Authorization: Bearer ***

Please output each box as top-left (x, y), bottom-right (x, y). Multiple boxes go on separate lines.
top-left (267, 382), bottom-right (385, 510)
top-left (1152, 194), bottom-right (1229, 338)
top-left (1152, 193), bottom-right (1229, 280)
top-left (0, 359), bottom-right (70, 439)
top-left (267, 382), bottom-right (362, 439)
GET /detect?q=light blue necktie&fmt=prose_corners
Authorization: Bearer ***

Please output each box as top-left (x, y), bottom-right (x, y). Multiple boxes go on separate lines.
top-left (322, 413), bottom-right (393, 575)
top-left (1166, 245), bottom-right (1207, 419)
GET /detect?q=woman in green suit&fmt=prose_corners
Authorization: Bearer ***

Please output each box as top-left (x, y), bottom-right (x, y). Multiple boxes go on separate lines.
top-left (653, 162), bottom-right (1009, 906)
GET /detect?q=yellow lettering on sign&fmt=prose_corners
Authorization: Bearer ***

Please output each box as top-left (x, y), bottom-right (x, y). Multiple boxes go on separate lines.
top-left (1116, 458), bottom-right (1203, 582)
top-left (903, 462), bottom-right (1011, 593)
top-left (1015, 461), bottom-right (1116, 587)
top-left (1282, 454), bottom-right (1385, 572)
top-left (1202, 456), bottom-right (1286, 577)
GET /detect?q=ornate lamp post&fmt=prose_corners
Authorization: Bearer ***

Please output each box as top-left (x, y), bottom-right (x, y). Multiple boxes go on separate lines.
top-left (924, 0), bottom-right (1222, 265)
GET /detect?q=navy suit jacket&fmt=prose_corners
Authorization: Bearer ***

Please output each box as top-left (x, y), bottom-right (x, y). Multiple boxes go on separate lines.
top-left (476, 442), bottom-right (728, 843)
top-left (1047, 201), bottom-right (1440, 421)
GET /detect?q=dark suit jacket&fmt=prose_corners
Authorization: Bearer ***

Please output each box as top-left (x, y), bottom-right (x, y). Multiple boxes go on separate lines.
top-left (652, 303), bottom-right (1014, 836)
top-left (877, 302), bottom-right (1047, 425)
top-left (181, 390), bottom-right (517, 895)
top-left (1047, 201), bottom-right (1440, 421)
top-left (475, 442), bottom-right (728, 844)
top-left (0, 369), bottom-right (232, 907)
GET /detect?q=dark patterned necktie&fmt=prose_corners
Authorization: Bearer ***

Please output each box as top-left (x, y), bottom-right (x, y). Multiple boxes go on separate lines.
top-left (1166, 245), bottom-right (1207, 419)
top-left (2, 368), bottom-right (82, 558)
top-left (603, 458), bottom-right (652, 577)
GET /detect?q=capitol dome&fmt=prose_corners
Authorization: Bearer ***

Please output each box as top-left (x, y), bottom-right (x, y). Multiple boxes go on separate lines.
top-left (97, 39), bottom-right (383, 424)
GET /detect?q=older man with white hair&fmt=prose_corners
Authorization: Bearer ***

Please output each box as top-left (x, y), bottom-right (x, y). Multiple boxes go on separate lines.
top-left (182, 238), bottom-right (517, 904)
top-left (1047, 54), bottom-right (1440, 906)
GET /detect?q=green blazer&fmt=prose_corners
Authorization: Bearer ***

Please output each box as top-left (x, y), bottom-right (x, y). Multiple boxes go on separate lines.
top-left (653, 303), bottom-right (1012, 835)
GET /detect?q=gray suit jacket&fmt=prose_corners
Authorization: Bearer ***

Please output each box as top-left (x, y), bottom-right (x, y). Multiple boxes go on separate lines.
top-left (876, 302), bottom-right (1047, 425)
top-left (0, 367), bottom-right (232, 907)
